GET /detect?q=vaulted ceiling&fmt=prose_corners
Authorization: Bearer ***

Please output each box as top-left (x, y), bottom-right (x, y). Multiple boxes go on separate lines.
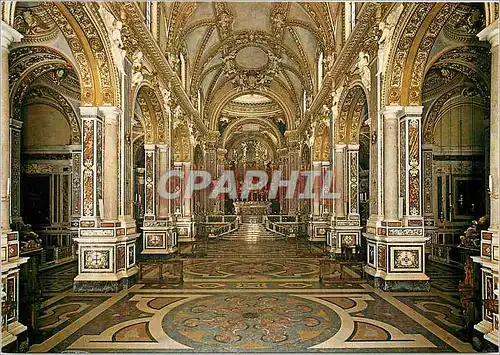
top-left (161, 2), bottom-right (340, 150)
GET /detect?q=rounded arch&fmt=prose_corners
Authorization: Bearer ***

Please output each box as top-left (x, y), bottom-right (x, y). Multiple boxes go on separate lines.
top-left (220, 117), bottom-right (284, 149)
top-left (133, 82), bottom-right (168, 144)
top-left (225, 132), bottom-right (277, 163)
top-left (383, 3), bottom-right (458, 106)
top-left (336, 83), bottom-right (368, 144)
top-left (39, 2), bottom-right (119, 106)
top-left (208, 89), bottom-right (296, 131)
top-left (9, 46), bottom-right (78, 121)
top-left (22, 85), bottom-right (81, 145)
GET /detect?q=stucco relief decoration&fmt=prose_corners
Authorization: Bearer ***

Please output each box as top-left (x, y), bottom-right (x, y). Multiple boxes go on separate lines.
top-left (377, 4), bottom-right (404, 74)
top-left (337, 89), bottom-right (356, 142)
top-left (349, 151), bottom-right (358, 213)
top-left (394, 250), bottom-right (419, 269)
top-left (161, 83), bottom-right (172, 113)
top-left (408, 3), bottom-right (457, 105)
top-left (13, 5), bottom-right (58, 42)
top-left (221, 47), bottom-right (283, 91)
top-left (331, 84), bottom-right (344, 120)
top-left (357, 52), bottom-right (371, 92)
top-left (65, 2), bottom-right (116, 105)
top-left (214, 3), bottom-right (234, 38)
top-left (41, 3), bottom-right (94, 105)
top-left (387, 3), bottom-right (433, 105)
top-left (408, 118), bottom-right (420, 216)
top-left (99, 5), bottom-right (126, 74)
top-left (424, 151), bottom-right (433, 215)
top-left (145, 151), bottom-right (155, 215)
top-left (131, 51), bottom-right (144, 87)
top-left (82, 121), bottom-right (95, 217)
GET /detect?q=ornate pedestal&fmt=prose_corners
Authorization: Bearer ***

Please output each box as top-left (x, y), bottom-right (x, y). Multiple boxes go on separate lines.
top-left (142, 219), bottom-right (178, 255)
top-left (74, 220), bottom-right (138, 292)
top-left (364, 219), bottom-right (430, 292)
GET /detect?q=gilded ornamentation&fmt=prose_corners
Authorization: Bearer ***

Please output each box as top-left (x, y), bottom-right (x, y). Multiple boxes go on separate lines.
top-left (385, 3), bottom-right (433, 105)
top-left (144, 149), bottom-right (155, 216)
top-left (423, 151), bottom-right (433, 215)
top-left (408, 118), bottom-right (421, 216)
top-left (348, 150), bottom-right (359, 214)
top-left (407, 3), bottom-right (456, 105)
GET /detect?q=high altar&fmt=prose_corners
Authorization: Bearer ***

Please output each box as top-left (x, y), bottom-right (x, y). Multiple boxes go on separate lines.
top-left (234, 201), bottom-right (271, 216)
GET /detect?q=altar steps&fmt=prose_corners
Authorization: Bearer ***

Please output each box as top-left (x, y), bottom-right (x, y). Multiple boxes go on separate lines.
top-left (220, 221), bottom-right (284, 241)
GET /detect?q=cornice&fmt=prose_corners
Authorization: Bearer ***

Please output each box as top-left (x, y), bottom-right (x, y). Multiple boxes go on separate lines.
top-left (115, 2), bottom-right (207, 136)
top-left (309, 3), bottom-right (379, 116)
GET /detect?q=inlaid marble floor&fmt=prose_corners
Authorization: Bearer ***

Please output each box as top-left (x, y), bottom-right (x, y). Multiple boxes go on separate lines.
top-left (31, 253), bottom-right (473, 353)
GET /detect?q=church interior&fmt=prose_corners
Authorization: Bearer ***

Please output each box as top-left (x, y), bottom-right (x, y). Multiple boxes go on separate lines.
top-left (1, 1), bottom-right (499, 353)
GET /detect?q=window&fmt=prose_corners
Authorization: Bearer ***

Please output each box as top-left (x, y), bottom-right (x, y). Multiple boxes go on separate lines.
top-left (317, 51), bottom-right (324, 89)
top-left (179, 52), bottom-right (186, 89)
top-left (350, 2), bottom-right (356, 30)
top-left (145, 1), bottom-right (152, 30)
top-left (344, 2), bottom-right (356, 40)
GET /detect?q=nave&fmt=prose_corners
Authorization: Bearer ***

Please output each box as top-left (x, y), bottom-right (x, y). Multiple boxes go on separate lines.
top-left (1, 2), bottom-right (499, 353)
top-left (30, 234), bottom-right (473, 353)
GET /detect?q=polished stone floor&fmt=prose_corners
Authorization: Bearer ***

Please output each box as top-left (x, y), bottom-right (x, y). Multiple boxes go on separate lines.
top-left (31, 238), bottom-right (472, 353)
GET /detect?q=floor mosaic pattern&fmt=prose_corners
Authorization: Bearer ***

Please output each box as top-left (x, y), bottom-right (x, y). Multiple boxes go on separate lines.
top-left (29, 239), bottom-right (473, 353)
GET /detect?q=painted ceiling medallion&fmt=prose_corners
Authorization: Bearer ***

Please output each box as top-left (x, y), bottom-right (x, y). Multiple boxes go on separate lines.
top-left (235, 46), bottom-right (269, 69)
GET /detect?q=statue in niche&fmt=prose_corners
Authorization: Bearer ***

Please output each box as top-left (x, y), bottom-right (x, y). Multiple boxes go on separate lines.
top-left (357, 52), bottom-right (371, 92)
top-left (100, 5), bottom-right (126, 72)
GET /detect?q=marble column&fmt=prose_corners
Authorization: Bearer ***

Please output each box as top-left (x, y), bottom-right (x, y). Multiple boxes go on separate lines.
top-left (143, 144), bottom-right (157, 221)
top-left (79, 107), bottom-right (104, 226)
top-left (334, 144), bottom-right (346, 218)
top-left (288, 144), bottom-right (300, 215)
top-left (399, 107), bottom-right (423, 221)
top-left (382, 106), bottom-right (401, 221)
top-left (312, 162), bottom-right (322, 216)
top-left (101, 107), bottom-right (120, 221)
top-left (204, 145), bottom-right (217, 214)
top-left (1, 21), bottom-right (22, 232)
top-left (473, 19), bottom-right (499, 347)
top-left (347, 144), bottom-right (360, 217)
top-left (422, 145), bottom-right (436, 242)
top-left (183, 162), bottom-right (192, 216)
top-left (157, 144), bottom-right (169, 219)
top-left (70, 146), bottom-right (82, 243)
